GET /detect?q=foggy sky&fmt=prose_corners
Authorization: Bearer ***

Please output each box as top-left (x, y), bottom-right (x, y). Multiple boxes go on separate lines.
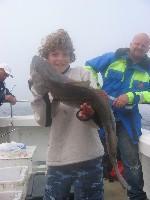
top-left (0, 0), bottom-right (149, 100)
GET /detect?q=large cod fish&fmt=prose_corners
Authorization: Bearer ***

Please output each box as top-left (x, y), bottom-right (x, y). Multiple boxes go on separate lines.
top-left (30, 55), bottom-right (130, 190)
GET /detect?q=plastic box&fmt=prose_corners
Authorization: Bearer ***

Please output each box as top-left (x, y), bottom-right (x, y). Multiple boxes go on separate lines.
top-left (139, 130), bottom-right (150, 199)
top-left (0, 191), bottom-right (23, 200)
top-left (0, 146), bottom-right (36, 173)
top-left (0, 166), bottom-right (29, 195)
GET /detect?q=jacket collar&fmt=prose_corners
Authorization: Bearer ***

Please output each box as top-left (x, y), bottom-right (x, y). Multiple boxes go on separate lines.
top-left (115, 48), bottom-right (150, 73)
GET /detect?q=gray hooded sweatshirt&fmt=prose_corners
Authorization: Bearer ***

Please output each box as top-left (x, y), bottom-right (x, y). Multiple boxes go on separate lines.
top-left (30, 66), bottom-right (104, 166)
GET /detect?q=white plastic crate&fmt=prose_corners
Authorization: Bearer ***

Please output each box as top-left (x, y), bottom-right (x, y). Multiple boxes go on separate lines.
top-left (0, 146), bottom-right (36, 173)
top-left (0, 166), bottom-right (29, 194)
top-left (139, 131), bottom-right (150, 199)
top-left (141, 154), bottom-right (150, 199)
top-left (0, 191), bottom-right (23, 200)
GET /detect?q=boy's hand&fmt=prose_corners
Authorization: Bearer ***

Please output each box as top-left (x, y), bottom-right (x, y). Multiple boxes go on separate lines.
top-left (77, 102), bottom-right (95, 121)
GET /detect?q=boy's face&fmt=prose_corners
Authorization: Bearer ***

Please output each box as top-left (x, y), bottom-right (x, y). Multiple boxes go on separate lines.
top-left (47, 50), bottom-right (70, 73)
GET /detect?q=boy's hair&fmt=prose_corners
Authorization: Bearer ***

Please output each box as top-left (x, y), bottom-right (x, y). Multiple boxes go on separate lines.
top-left (39, 29), bottom-right (76, 63)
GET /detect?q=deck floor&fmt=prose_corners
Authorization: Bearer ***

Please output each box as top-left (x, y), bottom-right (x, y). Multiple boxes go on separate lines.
top-left (104, 180), bottom-right (128, 200)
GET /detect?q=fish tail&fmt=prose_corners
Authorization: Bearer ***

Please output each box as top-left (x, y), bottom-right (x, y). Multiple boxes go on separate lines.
top-left (114, 164), bottom-right (131, 191)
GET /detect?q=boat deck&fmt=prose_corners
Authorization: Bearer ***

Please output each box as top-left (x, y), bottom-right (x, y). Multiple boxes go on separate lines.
top-left (104, 180), bottom-right (128, 200)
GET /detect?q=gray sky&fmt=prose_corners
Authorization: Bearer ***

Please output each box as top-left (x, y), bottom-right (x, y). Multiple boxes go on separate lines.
top-left (0, 0), bottom-right (150, 100)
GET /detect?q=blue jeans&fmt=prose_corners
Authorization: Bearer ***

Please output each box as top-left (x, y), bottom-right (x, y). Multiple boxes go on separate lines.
top-left (43, 157), bottom-right (104, 200)
top-left (117, 122), bottom-right (147, 200)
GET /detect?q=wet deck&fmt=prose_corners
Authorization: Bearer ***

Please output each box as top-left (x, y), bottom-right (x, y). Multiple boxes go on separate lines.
top-left (104, 180), bottom-right (128, 200)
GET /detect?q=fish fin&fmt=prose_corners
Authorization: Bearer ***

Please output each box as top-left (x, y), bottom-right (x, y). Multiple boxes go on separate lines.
top-left (94, 89), bottom-right (108, 99)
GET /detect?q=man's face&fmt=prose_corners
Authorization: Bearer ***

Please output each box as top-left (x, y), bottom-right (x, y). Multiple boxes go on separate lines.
top-left (47, 50), bottom-right (70, 73)
top-left (0, 68), bottom-right (8, 81)
top-left (130, 35), bottom-right (150, 61)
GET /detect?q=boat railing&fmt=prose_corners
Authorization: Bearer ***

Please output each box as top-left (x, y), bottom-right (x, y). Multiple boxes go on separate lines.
top-left (0, 100), bottom-right (31, 142)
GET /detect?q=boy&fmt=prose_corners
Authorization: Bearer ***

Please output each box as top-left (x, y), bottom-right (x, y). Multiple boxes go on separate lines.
top-left (30, 29), bottom-right (104, 200)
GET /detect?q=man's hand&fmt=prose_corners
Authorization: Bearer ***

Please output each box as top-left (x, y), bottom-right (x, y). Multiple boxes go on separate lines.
top-left (113, 94), bottom-right (129, 108)
top-left (5, 95), bottom-right (16, 105)
top-left (77, 102), bottom-right (95, 121)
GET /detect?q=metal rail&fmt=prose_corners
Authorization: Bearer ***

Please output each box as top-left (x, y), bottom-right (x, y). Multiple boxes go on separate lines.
top-left (0, 100), bottom-right (29, 139)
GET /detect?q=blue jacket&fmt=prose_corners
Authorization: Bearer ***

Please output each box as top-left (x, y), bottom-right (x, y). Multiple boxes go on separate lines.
top-left (0, 81), bottom-right (12, 106)
top-left (86, 48), bottom-right (150, 143)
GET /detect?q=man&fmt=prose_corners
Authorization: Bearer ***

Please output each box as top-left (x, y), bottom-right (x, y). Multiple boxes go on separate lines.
top-left (0, 63), bottom-right (16, 106)
top-left (30, 29), bottom-right (104, 200)
top-left (85, 33), bottom-right (150, 200)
